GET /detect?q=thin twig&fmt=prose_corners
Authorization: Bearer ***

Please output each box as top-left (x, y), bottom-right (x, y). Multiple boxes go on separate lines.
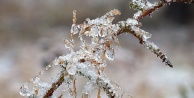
top-left (43, 70), bottom-right (65, 98)
top-left (97, 88), bottom-right (101, 98)
top-left (73, 78), bottom-right (77, 98)
top-left (135, 0), bottom-right (194, 21)
top-left (135, 2), bottom-right (163, 20)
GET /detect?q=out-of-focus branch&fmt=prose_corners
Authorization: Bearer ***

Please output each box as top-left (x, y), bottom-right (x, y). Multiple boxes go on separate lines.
top-left (134, 2), bottom-right (163, 20)
top-left (134, 0), bottom-right (194, 21)
top-left (167, 0), bottom-right (194, 3)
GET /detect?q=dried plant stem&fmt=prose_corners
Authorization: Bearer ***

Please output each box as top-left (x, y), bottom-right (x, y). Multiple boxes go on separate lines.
top-left (20, 0), bottom-right (194, 98)
top-left (43, 69), bottom-right (65, 98)
top-left (73, 78), bottom-right (77, 98)
top-left (97, 88), bottom-right (101, 98)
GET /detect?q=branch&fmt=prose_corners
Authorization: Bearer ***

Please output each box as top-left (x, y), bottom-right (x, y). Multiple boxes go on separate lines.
top-left (133, 0), bottom-right (194, 20)
top-left (117, 20), bottom-right (173, 67)
top-left (20, 0), bottom-right (194, 97)
top-left (43, 69), bottom-right (65, 98)
top-left (134, 2), bottom-right (163, 20)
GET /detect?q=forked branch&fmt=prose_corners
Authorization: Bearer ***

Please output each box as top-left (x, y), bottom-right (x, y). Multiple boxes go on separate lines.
top-left (19, 0), bottom-right (193, 98)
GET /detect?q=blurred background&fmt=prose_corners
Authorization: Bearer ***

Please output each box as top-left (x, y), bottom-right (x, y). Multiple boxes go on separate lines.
top-left (0, 0), bottom-right (194, 98)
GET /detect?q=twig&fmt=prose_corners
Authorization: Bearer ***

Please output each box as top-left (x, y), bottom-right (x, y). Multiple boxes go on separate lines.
top-left (135, 0), bottom-right (194, 21)
top-left (20, 0), bottom-right (194, 97)
top-left (43, 69), bottom-right (66, 98)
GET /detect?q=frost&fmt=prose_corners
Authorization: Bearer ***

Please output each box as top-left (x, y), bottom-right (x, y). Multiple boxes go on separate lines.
top-left (113, 35), bottom-right (119, 44)
top-left (32, 76), bottom-right (41, 84)
top-left (77, 63), bottom-right (87, 70)
top-left (84, 9), bottom-right (120, 26)
top-left (64, 75), bottom-right (73, 84)
top-left (91, 37), bottom-right (99, 44)
top-left (20, 77), bottom-right (52, 97)
top-left (36, 82), bottom-right (51, 97)
top-left (126, 18), bottom-right (138, 26)
top-left (131, 0), bottom-right (159, 19)
top-left (20, 2), bottom-right (175, 97)
top-left (83, 81), bottom-right (96, 94)
top-left (87, 70), bottom-right (98, 81)
top-left (105, 48), bottom-right (115, 60)
top-left (99, 27), bottom-right (108, 37)
top-left (131, 0), bottom-right (155, 10)
top-left (20, 83), bottom-right (31, 96)
top-left (71, 24), bottom-right (79, 35)
top-left (64, 40), bottom-right (74, 51)
top-left (91, 26), bottom-right (99, 37)
top-left (67, 63), bottom-right (77, 75)
top-left (130, 25), bottom-right (152, 40)
top-left (133, 10), bottom-right (142, 19)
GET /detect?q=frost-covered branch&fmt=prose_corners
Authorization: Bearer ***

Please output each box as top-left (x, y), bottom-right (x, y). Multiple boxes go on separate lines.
top-left (43, 69), bottom-right (65, 98)
top-left (20, 0), bottom-right (193, 98)
top-left (131, 0), bottom-right (194, 20)
top-left (117, 18), bottom-right (173, 67)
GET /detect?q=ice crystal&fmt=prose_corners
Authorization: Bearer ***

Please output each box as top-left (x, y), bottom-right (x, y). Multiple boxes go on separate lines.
top-left (83, 81), bottom-right (96, 94)
top-left (20, 83), bottom-right (31, 96)
top-left (91, 26), bottom-right (99, 37)
top-left (105, 48), bottom-right (115, 61)
top-left (71, 24), bottom-right (79, 35)
top-left (126, 18), bottom-right (139, 26)
top-left (64, 40), bottom-right (74, 51)
top-left (67, 64), bottom-right (76, 75)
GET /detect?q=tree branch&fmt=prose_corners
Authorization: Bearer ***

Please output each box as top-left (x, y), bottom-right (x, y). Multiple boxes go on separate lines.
top-left (134, 0), bottom-right (194, 21)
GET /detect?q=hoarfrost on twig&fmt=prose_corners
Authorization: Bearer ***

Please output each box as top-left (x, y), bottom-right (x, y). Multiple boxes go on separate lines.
top-left (19, 0), bottom-right (193, 97)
